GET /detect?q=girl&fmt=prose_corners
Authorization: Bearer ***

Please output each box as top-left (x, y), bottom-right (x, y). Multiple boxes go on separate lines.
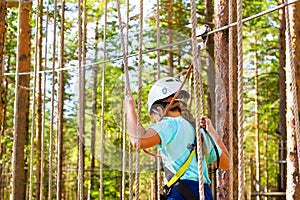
top-left (124, 77), bottom-right (229, 200)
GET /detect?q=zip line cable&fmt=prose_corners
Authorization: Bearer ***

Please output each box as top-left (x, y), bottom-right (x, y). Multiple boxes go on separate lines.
top-left (3, 0), bottom-right (299, 77)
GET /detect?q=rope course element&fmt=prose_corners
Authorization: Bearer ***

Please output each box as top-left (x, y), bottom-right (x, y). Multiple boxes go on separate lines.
top-left (116, 0), bottom-right (134, 199)
top-left (77, 0), bottom-right (85, 198)
top-left (135, 0), bottom-right (144, 198)
top-left (228, 0), bottom-right (235, 199)
top-left (156, 1), bottom-right (161, 197)
top-left (4, 0), bottom-right (299, 77)
top-left (40, 1), bottom-right (50, 198)
top-left (237, 0), bottom-right (245, 198)
top-left (121, 0), bottom-right (129, 198)
top-left (284, 0), bottom-right (300, 175)
top-left (116, 0), bottom-right (131, 93)
top-left (28, 0), bottom-right (40, 198)
top-left (190, 0), bottom-right (205, 199)
top-left (99, 1), bottom-right (107, 199)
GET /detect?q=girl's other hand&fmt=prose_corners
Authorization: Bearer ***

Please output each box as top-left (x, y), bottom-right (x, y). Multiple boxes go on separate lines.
top-left (124, 93), bottom-right (136, 113)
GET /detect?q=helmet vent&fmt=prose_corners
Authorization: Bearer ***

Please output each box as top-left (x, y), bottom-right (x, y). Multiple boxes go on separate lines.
top-left (162, 87), bottom-right (168, 94)
top-left (165, 78), bottom-right (176, 82)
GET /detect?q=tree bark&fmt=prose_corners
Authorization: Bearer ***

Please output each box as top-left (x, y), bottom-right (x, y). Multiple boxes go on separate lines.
top-left (278, 0), bottom-right (287, 192)
top-left (214, 0), bottom-right (238, 199)
top-left (56, 1), bottom-right (65, 199)
top-left (254, 42), bottom-right (260, 198)
top-left (11, 1), bottom-right (32, 199)
top-left (205, 0), bottom-right (215, 125)
top-left (0, 1), bottom-right (6, 197)
top-left (35, 0), bottom-right (44, 199)
top-left (285, 1), bottom-right (300, 199)
top-left (167, 0), bottom-right (174, 76)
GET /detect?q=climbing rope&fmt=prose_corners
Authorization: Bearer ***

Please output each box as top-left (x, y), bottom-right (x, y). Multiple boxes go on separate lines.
top-left (284, 0), bottom-right (300, 175)
top-left (190, 0), bottom-right (205, 199)
top-left (40, 1), bottom-right (50, 198)
top-left (28, 0), bottom-right (40, 198)
top-left (48, 0), bottom-right (58, 199)
top-left (99, 1), bottom-right (107, 199)
top-left (116, 0), bottom-right (131, 93)
top-left (135, 0), bottom-right (144, 199)
top-left (237, 0), bottom-right (245, 198)
top-left (77, 0), bottom-right (85, 198)
top-left (156, 1), bottom-right (161, 198)
top-left (228, 0), bottom-right (235, 199)
top-left (121, 0), bottom-right (130, 199)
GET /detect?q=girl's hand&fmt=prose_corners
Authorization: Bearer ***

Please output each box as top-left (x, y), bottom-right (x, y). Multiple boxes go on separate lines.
top-left (201, 116), bottom-right (215, 133)
top-left (124, 93), bottom-right (136, 113)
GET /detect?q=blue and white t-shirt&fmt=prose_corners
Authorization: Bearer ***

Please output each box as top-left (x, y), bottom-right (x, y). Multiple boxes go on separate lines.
top-left (149, 116), bottom-right (222, 184)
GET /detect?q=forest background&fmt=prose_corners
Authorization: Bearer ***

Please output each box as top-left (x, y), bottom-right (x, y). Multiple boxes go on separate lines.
top-left (0, 0), bottom-right (299, 199)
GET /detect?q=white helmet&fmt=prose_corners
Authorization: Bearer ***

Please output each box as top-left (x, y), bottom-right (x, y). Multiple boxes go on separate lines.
top-left (147, 77), bottom-right (190, 113)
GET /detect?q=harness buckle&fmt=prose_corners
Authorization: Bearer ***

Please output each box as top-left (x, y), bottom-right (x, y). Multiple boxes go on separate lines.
top-left (163, 185), bottom-right (171, 197)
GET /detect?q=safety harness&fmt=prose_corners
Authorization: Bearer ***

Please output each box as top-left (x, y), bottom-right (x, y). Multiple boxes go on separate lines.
top-left (161, 128), bottom-right (220, 200)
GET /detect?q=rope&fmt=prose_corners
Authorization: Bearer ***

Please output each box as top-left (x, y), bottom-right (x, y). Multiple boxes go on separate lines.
top-left (48, 0), bottom-right (58, 198)
top-left (121, 0), bottom-right (130, 199)
top-left (116, 0), bottom-right (131, 93)
top-left (99, 1), bottom-right (107, 199)
top-left (236, 0), bottom-right (245, 199)
top-left (156, 1), bottom-right (161, 198)
top-left (40, 1), bottom-right (50, 198)
top-left (77, 0), bottom-right (85, 198)
top-left (190, 0), bottom-right (205, 199)
top-left (284, 0), bottom-right (300, 175)
top-left (228, 0), bottom-right (235, 199)
top-left (135, 0), bottom-right (144, 199)
top-left (28, 0), bottom-right (40, 198)
top-left (115, 1), bottom-right (135, 199)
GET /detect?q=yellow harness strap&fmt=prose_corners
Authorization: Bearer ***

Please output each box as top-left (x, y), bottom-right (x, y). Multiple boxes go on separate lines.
top-left (166, 148), bottom-right (196, 188)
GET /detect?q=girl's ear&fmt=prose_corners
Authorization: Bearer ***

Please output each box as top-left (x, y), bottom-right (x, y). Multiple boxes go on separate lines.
top-left (156, 106), bottom-right (164, 115)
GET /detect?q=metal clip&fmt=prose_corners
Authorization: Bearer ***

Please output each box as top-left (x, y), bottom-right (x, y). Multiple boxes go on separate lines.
top-left (196, 24), bottom-right (211, 50)
top-left (163, 185), bottom-right (172, 197)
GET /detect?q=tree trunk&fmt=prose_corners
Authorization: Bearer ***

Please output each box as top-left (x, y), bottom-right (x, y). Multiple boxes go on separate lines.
top-left (254, 43), bottom-right (260, 199)
top-left (205, 0), bottom-right (215, 125)
top-left (214, 0), bottom-right (238, 199)
top-left (11, 1), bottom-right (32, 199)
top-left (35, 0), bottom-right (43, 199)
top-left (278, 0), bottom-right (287, 192)
top-left (263, 124), bottom-right (268, 192)
top-left (56, 1), bottom-right (65, 199)
top-left (167, 0), bottom-right (174, 76)
top-left (285, 1), bottom-right (300, 199)
top-left (0, 1), bottom-right (6, 197)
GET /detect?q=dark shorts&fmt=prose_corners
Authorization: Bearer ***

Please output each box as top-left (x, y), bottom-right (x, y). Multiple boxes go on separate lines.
top-left (167, 180), bottom-right (214, 200)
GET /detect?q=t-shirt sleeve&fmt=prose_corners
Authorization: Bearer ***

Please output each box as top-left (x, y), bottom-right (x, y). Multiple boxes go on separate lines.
top-left (201, 128), bottom-right (222, 164)
top-left (148, 119), bottom-right (176, 148)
